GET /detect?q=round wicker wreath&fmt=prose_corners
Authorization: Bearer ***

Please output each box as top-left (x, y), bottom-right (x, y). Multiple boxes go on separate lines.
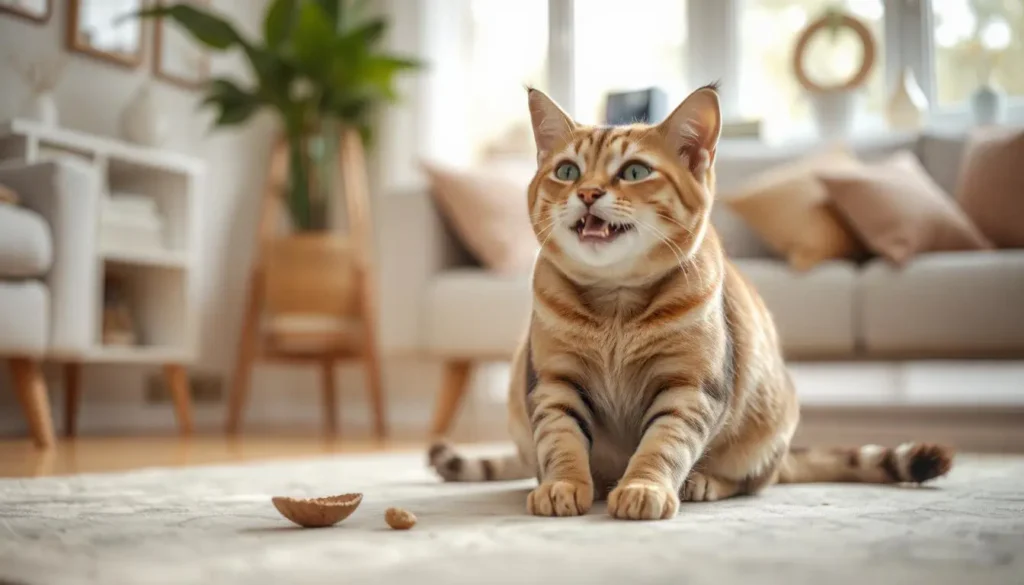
top-left (792, 11), bottom-right (876, 93)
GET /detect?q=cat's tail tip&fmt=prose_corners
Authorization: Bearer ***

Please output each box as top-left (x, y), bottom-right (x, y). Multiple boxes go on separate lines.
top-left (428, 440), bottom-right (532, 482)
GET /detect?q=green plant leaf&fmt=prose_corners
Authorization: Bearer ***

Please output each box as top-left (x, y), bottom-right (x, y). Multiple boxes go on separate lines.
top-left (201, 78), bottom-right (262, 126)
top-left (314, 0), bottom-right (341, 31)
top-left (264, 0), bottom-right (297, 48)
top-left (345, 18), bottom-right (387, 47)
top-left (130, 4), bottom-right (243, 50)
top-left (291, 1), bottom-right (335, 77)
top-left (242, 42), bottom-right (296, 107)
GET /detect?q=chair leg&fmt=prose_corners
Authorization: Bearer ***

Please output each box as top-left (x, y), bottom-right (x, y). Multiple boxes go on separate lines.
top-left (9, 358), bottom-right (56, 448)
top-left (63, 363), bottom-right (81, 438)
top-left (430, 360), bottom-right (472, 439)
top-left (226, 276), bottom-right (262, 435)
top-left (321, 359), bottom-right (338, 436)
top-left (357, 298), bottom-right (387, 441)
top-left (163, 364), bottom-right (194, 435)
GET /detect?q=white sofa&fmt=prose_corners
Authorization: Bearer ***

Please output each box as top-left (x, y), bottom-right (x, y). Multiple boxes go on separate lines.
top-left (0, 159), bottom-right (99, 446)
top-left (376, 131), bottom-right (1024, 434)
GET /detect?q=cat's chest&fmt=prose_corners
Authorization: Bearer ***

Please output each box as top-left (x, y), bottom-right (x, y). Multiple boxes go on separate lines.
top-left (577, 320), bottom-right (656, 425)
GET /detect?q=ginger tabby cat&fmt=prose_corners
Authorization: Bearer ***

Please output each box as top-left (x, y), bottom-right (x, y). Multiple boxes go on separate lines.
top-left (429, 84), bottom-right (953, 520)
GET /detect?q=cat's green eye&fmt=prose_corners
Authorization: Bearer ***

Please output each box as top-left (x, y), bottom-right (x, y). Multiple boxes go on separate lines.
top-left (620, 162), bottom-right (652, 181)
top-left (554, 162), bottom-right (581, 182)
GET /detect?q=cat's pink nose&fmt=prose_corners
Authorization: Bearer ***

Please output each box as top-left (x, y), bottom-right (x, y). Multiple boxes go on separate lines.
top-left (578, 188), bottom-right (606, 206)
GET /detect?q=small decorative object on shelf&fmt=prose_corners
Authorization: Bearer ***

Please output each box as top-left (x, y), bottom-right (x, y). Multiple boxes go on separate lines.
top-left (792, 6), bottom-right (876, 139)
top-left (102, 273), bottom-right (138, 346)
top-left (101, 192), bottom-right (167, 253)
top-left (886, 67), bottom-right (929, 131)
top-left (7, 52), bottom-right (67, 127)
top-left (119, 82), bottom-right (169, 147)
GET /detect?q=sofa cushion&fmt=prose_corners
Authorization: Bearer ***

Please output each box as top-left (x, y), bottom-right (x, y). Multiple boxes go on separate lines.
top-left (709, 204), bottom-right (774, 259)
top-left (955, 127), bottom-right (1024, 248)
top-left (0, 281), bottom-right (48, 355)
top-left (723, 146), bottom-right (865, 270)
top-left (731, 259), bottom-right (858, 357)
top-left (421, 161), bottom-right (538, 275)
top-left (821, 150), bottom-right (992, 265)
top-left (0, 204), bottom-right (52, 277)
top-left (860, 251), bottom-right (1024, 356)
top-left (423, 269), bottom-right (532, 357)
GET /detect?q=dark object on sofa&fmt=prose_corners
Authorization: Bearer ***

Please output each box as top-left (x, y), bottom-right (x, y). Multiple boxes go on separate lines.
top-left (604, 87), bottom-right (668, 125)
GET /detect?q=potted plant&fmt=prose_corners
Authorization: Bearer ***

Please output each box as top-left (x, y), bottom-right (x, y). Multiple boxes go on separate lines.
top-left (133, 0), bottom-right (420, 320)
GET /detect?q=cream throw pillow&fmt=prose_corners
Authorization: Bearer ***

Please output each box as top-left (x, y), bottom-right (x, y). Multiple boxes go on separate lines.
top-left (421, 161), bottom-right (539, 275)
top-left (821, 150), bottom-right (993, 265)
top-left (723, 146), bottom-right (865, 271)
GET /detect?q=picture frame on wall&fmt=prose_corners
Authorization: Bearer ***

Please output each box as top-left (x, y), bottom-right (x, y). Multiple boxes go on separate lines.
top-left (153, 0), bottom-right (210, 89)
top-left (66, 0), bottom-right (144, 68)
top-left (0, 0), bottom-right (51, 23)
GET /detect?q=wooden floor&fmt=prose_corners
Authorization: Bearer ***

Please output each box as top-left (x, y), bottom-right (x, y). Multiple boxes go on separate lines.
top-left (0, 435), bottom-right (426, 478)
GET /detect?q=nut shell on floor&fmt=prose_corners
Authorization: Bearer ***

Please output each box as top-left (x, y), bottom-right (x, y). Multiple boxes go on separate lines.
top-left (385, 507), bottom-right (416, 530)
top-left (272, 493), bottom-right (363, 528)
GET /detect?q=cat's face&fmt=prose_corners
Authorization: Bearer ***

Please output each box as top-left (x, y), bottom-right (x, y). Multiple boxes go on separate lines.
top-left (526, 87), bottom-right (721, 279)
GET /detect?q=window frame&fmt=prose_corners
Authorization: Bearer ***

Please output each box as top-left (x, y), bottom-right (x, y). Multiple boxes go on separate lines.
top-left (544, 0), bottom-right (1023, 133)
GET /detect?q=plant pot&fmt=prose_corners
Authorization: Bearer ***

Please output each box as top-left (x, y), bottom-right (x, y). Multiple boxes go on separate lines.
top-left (263, 233), bottom-right (359, 321)
top-left (807, 89), bottom-right (861, 138)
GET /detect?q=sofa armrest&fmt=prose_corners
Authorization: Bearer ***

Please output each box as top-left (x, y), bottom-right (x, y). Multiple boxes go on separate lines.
top-left (374, 187), bottom-right (464, 355)
top-left (0, 159), bottom-right (100, 357)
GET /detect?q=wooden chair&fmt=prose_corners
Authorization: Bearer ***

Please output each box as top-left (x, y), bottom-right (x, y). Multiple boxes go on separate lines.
top-left (225, 130), bottom-right (386, 438)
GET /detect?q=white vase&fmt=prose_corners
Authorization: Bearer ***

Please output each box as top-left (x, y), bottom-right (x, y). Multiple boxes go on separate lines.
top-left (808, 89), bottom-right (860, 139)
top-left (886, 67), bottom-right (929, 131)
top-left (120, 83), bottom-right (168, 147)
top-left (970, 83), bottom-right (1006, 126)
top-left (21, 91), bottom-right (59, 127)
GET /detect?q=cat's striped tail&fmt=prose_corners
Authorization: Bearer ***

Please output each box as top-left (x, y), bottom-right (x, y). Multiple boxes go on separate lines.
top-left (778, 442), bottom-right (954, 485)
top-left (428, 442), bottom-right (534, 482)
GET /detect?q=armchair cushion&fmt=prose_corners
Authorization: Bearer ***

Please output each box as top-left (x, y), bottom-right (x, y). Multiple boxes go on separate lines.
top-left (0, 204), bottom-right (52, 277)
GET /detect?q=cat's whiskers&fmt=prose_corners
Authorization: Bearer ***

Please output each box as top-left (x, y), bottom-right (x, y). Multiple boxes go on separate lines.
top-left (655, 212), bottom-right (693, 233)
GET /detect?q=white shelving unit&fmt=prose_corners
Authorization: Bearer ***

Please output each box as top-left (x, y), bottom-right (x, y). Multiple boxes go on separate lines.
top-left (0, 118), bottom-right (203, 368)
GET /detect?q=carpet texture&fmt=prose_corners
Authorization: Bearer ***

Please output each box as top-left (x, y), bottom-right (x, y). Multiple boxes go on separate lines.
top-left (1, 447), bottom-right (1022, 585)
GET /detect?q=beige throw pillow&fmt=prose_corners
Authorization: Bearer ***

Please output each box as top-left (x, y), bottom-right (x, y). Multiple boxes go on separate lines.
top-left (820, 150), bottom-right (992, 265)
top-left (955, 127), bottom-right (1024, 248)
top-left (421, 161), bottom-right (539, 275)
top-left (723, 146), bottom-right (865, 271)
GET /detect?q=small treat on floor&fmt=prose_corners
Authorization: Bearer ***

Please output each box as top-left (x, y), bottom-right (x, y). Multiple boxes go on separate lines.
top-left (385, 507), bottom-right (416, 530)
top-left (272, 493), bottom-right (362, 528)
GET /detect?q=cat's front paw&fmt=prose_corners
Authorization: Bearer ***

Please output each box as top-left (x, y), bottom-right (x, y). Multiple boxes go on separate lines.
top-left (681, 472), bottom-right (719, 502)
top-left (608, 481), bottom-right (679, 520)
top-left (527, 479), bottom-right (594, 517)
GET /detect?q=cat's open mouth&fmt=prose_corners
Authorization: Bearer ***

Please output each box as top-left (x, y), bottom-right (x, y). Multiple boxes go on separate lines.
top-left (572, 213), bottom-right (634, 243)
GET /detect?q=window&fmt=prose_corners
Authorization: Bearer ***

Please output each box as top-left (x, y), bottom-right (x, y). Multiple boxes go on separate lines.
top-left (452, 0), bottom-right (1023, 156)
top-left (739, 0), bottom-right (886, 139)
top-left (571, 0), bottom-right (688, 124)
top-left (932, 0), bottom-right (1024, 106)
top-left (466, 0), bottom-right (549, 159)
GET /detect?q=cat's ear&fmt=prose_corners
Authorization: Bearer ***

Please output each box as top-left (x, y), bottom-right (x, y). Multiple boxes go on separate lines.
top-left (656, 83), bottom-right (722, 179)
top-left (527, 87), bottom-right (575, 162)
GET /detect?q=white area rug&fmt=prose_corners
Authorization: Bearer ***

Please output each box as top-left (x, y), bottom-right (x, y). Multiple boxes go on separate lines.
top-left (1, 447), bottom-right (1022, 585)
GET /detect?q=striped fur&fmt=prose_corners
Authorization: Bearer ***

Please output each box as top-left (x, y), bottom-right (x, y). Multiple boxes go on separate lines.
top-left (428, 85), bottom-right (954, 519)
